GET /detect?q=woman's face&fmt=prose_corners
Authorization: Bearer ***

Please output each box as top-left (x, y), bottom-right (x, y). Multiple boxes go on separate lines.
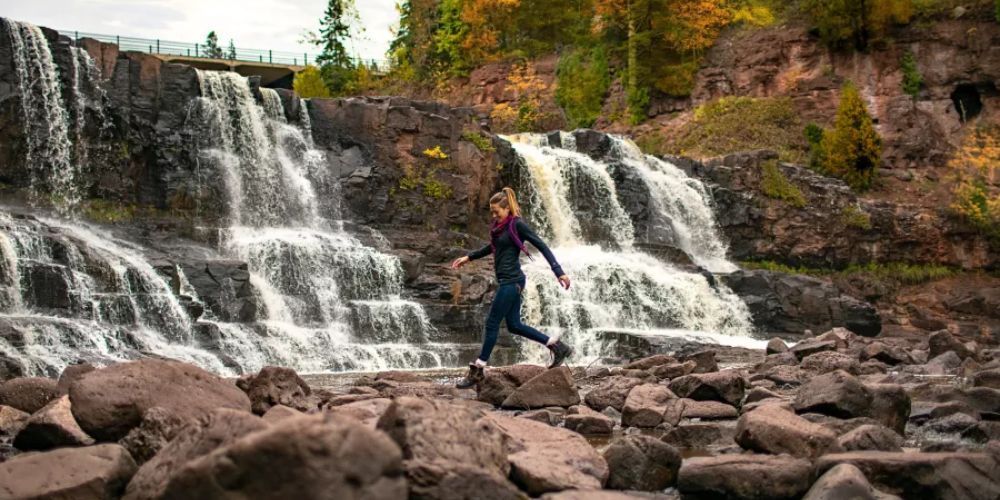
top-left (490, 203), bottom-right (510, 221)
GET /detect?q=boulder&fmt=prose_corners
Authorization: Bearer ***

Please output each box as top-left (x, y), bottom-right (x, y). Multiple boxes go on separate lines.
top-left (501, 367), bottom-right (579, 409)
top-left (758, 365), bottom-right (807, 386)
top-left (518, 408), bottom-right (559, 426)
top-left (624, 354), bottom-right (676, 370)
top-left (793, 370), bottom-right (872, 419)
top-left (477, 365), bottom-right (546, 406)
top-left (0, 405), bottom-right (29, 438)
top-left (0, 377), bottom-right (60, 413)
top-left (584, 376), bottom-right (643, 412)
top-left (13, 395), bottom-right (94, 450)
top-left (650, 361), bottom-right (697, 379)
top-left (56, 363), bottom-right (96, 393)
top-left (236, 365), bottom-right (314, 415)
top-left (261, 404), bottom-right (304, 423)
top-left (488, 414), bottom-right (608, 495)
top-left (677, 350), bottom-right (718, 373)
top-left (661, 421), bottom-right (738, 449)
top-left (564, 405), bottom-right (614, 435)
top-left (118, 407), bottom-right (187, 464)
top-left (157, 413), bottom-right (406, 499)
top-left (0, 444), bottom-right (136, 499)
top-left (816, 451), bottom-right (1000, 500)
top-left (681, 399), bottom-right (739, 420)
top-left (928, 330), bottom-right (974, 360)
top-left (668, 370), bottom-right (747, 407)
top-left (861, 343), bottom-right (910, 365)
top-left (837, 424), bottom-right (904, 452)
top-left (766, 338), bottom-right (789, 354)
top-left (801, 351), bottom-right (861, 374)
top-left (743, 386), bottom-right (782, 405)
top-left (69, 359), bottom-right (251, 441)
top-left (677, 454), bottom-right (813, 500)
top-left (542, 492), bottom-right (672, 500)
top-left (789, 339), bottom-right (838, 360)
top-left (621, 384), bottom-right (676, 428)
top-left (405, 459), bottom-right (526, 500)
top-left (864, 384), bottom-right (910, 434)
top-left (735, 403), bottom-right (839, 458)
top-left (603, 435), bottom-right (681, 491)
top-left (972, 369), bottom-right (1000, 390)
top-left (123, 408), bottom-right (269, 500)
top-left (376, 397), bottom-right (508, 477)
top-left (803, 463), bottom-right (898, 500)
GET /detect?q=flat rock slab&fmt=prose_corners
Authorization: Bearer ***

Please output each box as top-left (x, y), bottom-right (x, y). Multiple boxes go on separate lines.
top-left (668, 370), bottom-right (747, 407)
top-left (477, 365), bottom-right (547, 406)
top-left (13, 395), bottom-right (94, 450)
top-left (584, 376), bottom-right (643, 412)
top-left (501, 367), bottom-right (580, 409)
top-left (622, 384), bottom-right (676, 428)
top-left (0, 443), bottom-right (136, 500)
top-left (488, 413), bottom-right (609, 495)
top-left (736, 404), bottom-right (839, 458)
top-left (678, 454), bottom-right (812, 500)
top-left (816, 451), bottom-right (1000, 500)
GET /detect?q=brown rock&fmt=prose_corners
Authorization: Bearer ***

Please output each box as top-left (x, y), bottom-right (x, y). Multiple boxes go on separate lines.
top-left (518, 409), bottom-right (559, 426)
top-left (603, 435), bottom-right (681, 491)
top-left (621, 384), bottom-right (676, 428)
top-left (668, 370), bottom-right (747, 407)
top-left (118, 406), bottom-right (186, 464)
top-left (793, 370), bottom-right (872, 419)
top-left (681, 399), bottom-right (738, 420)
top-left (488, 413), bottom-right (608, 495)
top-left (329, 397), bottom-right (393, 428)
top-left (837, 424), bottom-right (904, 452)
top-left (928, 330), bottom-right (974, 360)
top-left (801, 351), bottom-right (861, 374)
top-left (69, 359), bottom-right (251, 441)
top-left (158, 413), bottom-right (406, 500)
top-left (803, 463), bottom-right (898, 500)
top-left (236, 365), bottom-right (314, 415)
top-left (261, 404), bottom-right (304, 423)
top-left (584, 376), bottom-right (643, 412)
top-left (0, 405), bottom-right (29, 438)
top-left (405, 459), bottom-right (526, 500)
top-left (735, 404), bottom-right (839, 458)
top-left (744, 386), bottom-right (782, 404)
top-left (861, 342), bottom-right (911, 365)
top-left (650, 361), bottom-right (697, 379)
top-left (864, 383), bottom-right (910, 434)
top-left (477, 365), bottom-right (546, 406)
top-left (678, 454), bottom-right (812, 500)
top-left (0, 377), bottom-right (60, 414)
top-left (501, 367), bottom-right (579, 409)
top-left (0, 443), bottom-right (136, 499)
top-left (754, 351), bottom-right (799, 372)
top-left (564, 405), bottom-right (613, 435)
top-left (661, 421), bottom-right (738, 449)
top-left (766, 337), bottom-right (789, 354)
top-left (678, 350), bottom-right (718, 373)
top-left (123, 408), bottom-right (268, 500)
top-left (624, 354), bottom-right (676, 370)
top-left (13, 395), bottom-right (94, 450)
top-left (816, 451), bottom-right (1000, 500)
top-left (973, 369), bottom-right (1000, 390)
top-left (56, 363), bottom-right (96, 393)
top-left (789, 339), bottom-right (838, 360)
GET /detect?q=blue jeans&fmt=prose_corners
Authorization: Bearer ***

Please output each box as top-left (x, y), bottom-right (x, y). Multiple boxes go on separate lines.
top-left (478, 278), bottom-right (550, 362)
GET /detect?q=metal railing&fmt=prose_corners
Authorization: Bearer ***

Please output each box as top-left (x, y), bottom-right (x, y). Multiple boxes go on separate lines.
top-left (59, 29), bottom-right (387, 70)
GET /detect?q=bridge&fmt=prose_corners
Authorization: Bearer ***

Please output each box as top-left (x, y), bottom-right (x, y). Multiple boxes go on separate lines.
top-left (60, 30), bottom-right (387, 88)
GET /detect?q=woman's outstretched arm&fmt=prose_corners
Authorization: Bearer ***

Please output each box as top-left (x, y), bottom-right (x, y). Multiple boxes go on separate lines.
top-left (516, 220), bottom-right (564, 278)
top-left (467, 243), bottom-right (492, 261)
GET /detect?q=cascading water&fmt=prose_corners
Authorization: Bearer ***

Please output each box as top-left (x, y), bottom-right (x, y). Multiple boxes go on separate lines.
top-left (186, 70), bottom-right (452, 373)
top-left (504, 133), bottom-right (758, 364)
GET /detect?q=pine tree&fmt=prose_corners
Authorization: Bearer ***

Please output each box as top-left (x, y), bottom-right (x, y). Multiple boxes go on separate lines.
top-left (820, 81), bottom-right (882, 190)
top-left (226, 39), bottom-right (237, 60)
top-left (294, 66), bottom-right (332, 98)
top-left (314, 0), bottom-right (356, 68)
top-left (204, 31), bottom-right (224, 59)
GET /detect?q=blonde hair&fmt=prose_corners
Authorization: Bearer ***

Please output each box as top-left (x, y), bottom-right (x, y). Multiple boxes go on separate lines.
top-left (490, 187), bottom-right (522, 217)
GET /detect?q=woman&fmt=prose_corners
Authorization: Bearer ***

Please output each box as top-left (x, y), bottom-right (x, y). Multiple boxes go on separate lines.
top-left (450, 187), bottom-right (573, 389)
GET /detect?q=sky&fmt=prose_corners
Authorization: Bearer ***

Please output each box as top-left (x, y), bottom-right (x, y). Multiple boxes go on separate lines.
top-left (0, 0), bottom-right (398, 62)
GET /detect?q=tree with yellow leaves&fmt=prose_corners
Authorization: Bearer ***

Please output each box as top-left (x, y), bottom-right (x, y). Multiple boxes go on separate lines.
top-left (949, 125), bottom-right (1000, 239)
top-left (819, 81), bottom-right (882, 190)
top-left (293, 66), bottom-right (332, 98)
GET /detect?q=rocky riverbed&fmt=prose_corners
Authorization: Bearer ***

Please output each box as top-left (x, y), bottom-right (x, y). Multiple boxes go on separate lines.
top-left (0, 326), bottom-right (997, 499)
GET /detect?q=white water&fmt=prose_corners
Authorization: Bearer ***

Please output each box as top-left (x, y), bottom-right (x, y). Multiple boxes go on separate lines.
top-left (505, 133), bottom-right (754, 364)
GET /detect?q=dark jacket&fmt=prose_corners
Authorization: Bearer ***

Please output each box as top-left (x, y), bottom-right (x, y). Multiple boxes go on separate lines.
top-left (467, 219), bottom-right (564, 285)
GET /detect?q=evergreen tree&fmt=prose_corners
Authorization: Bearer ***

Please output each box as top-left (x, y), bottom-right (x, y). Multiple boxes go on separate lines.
top-left (820, 81), bottom-right (882, 190)
top-left (204, 31), bottom-right (224, 59)
top-left (226, 39), bottom-right (237, 60)
top-left (389, 0), bottom-right (441, 80)
top-left (803, 0), bottom-right (913, 51)
top-left (314, 0), bottom-right (357, 68)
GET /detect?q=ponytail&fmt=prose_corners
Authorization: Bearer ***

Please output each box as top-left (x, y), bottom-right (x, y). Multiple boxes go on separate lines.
top-left (490, 187), bottom-right (522, 217)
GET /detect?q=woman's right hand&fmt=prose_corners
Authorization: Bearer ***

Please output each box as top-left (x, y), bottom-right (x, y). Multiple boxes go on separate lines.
top-left (450, 256), bottom-right (470, 270)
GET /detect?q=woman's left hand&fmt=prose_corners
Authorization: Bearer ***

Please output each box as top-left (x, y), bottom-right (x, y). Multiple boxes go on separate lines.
top-left (558, 275), bottom-right (571, 290)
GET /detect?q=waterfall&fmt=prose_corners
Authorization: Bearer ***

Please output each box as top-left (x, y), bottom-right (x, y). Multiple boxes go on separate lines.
top-left (504, 133), bottom-right (757, 364)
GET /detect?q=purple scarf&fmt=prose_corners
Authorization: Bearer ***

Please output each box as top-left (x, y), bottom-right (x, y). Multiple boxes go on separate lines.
top-left (490, 215), bottom-right (533, 260)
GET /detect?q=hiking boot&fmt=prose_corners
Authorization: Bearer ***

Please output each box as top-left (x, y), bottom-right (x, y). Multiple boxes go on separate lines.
top-left (455, 363), bottom-right (484, 389)
top-left (548, 340), bottom-right (573, 369)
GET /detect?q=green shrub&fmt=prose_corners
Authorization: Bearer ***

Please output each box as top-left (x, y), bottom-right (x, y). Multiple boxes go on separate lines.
top-left (83, 199), bottom-right (136, 223)
top-left (741, 260), bottom-right (956, 285)
top-left (669, 96), bottom-right (808, 162)
top-left (901, 51), bottom-right (922, 98)
top-left (461, 130), bottom-right (495, 153)
top-left (841, 204), bottom-right (873, 229)
top-left (819, 81), bottom-right (882, 191)
top-left (760, 159), bottom-right (807, 207)
top-left (653, 60), bottom-right (700, 98)
top-left (555, 46), bottom-right (611, 128)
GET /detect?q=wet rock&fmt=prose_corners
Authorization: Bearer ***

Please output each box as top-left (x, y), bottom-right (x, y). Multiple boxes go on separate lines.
top-left (964, 387), bottom-right (1000, 416)
top-left (650, 361), bottom-right (696, 379)
top-left (837, 424), bottom-right (904, 452)
top-left (816, 451), bottom-right (1000, 500)
top-left (488, 414), bottom-right (608, 495)
top-left (766, 338), bottom-right (789, 354)
top-left (0, 377), bottom-right (60, 413)
top-left (793, 370), bottom-right (872, 419)
top-left (236, 365), bottom-right (315, 415)
top-left (973, 369), bottom-right (1000, 389)
top-left (261, 404), bottom-right (304, 423)
top-left (864, 384), bottom-right (910, 434)
top-left (677, 454), bottom-right (812, 500)
top-left (622, 384), bottom-right (676, 428)
top-left (406, 459), bottom-right (526, 500)
top-left (13, 395), bottom-right (94, 450)
top-left (158, 413), bottom-right (406, 500)
top-left (681, 399), bottom-right (738, 420)
top-left (928, 330), bottom-right (974, 360)
top-left (735, 403), bottom-right (839, 458)
top-left (0, 405), bottom-right (29, 438)
top-left (477, 365), bottom-right (546, 406)
top-left (924, 412), bottom-right (980, 435)
top-left (118, 406), bottom-right (186, 464)
top-left (0, 444), bottom-right (136, 500)
top-left (661, 421), bottom-right (738, 449)
top-left (377, 397), bottom-right (508, 477)
top-left (56, 363), bottom-right (96, 393)
top-left (603, 435), bottom-right (681, 491)
top-left (123, 408), bottom-right (268, 500)
top-left (70, 359), bottom-right (251, 441)
top-left (584, 376), bottom-right (643, 412)
top-left (789, 339), bottom-right (838, 360)
top-left (803, 463), bottom-right (898, 500)
top-left (677, 350), bottom-right (718, 373)
top-left (565, 405), bottom-right (614, 435)
top-left (668, 370), bottom-right (748, 407)
top-left (624, 354), bottom-right (676, 370)
top-left (801, 351), bottom-right (861, 374)
top-left (501, 367), bottom-right (579, 409)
